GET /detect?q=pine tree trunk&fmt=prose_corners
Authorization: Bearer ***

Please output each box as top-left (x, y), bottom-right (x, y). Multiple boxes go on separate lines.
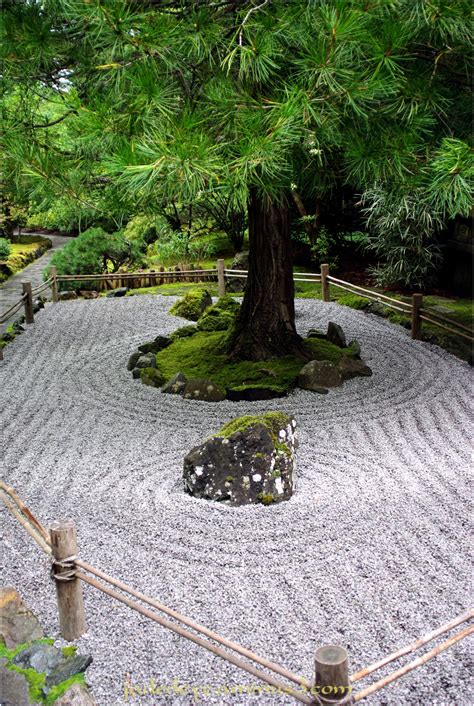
top-left (228, 189), bottom-right (305, 361)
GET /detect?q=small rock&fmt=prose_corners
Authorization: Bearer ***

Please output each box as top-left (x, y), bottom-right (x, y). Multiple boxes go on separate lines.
top-left (138, 336), bottom-right (171, 354)
top-left (326, 321), bottom-right (346, 348)
top-left (306, 329), bottom-right (327, 340)
top-left (131, 368), bottom-right (141, 379)
top-left (135, 353), bottom-right (156, 369)
top-left (140, 367), bottom-right (165, 388)
top-left (59, 291), bottom-right (78, 301)
top-left (106, 287), bottom-right (127, 298)
top-left (79, 290), bottom-right (99, 299)
top-left (44, 654), bottom-right (93, 692)
top-left (0, 587), bottom-right (43, 648)
top-left (183, 413), bottom-right (297, 505)
top-left (298, 360), bottom-right (343, 390)
top-left (348, 339), bottom-right (361, 358)
top-left (53, 683), bottom-right (97, 706)
top-left (339, 357), bottom-right (373, 380)
top-left (127, 351), bottom-right (141, 371)
top-left (182, 378), bottom-right (226, 402)
top-left (153, 335), bottom-right (172, 350)
top-left (162, 372), bottom-right (187, 395)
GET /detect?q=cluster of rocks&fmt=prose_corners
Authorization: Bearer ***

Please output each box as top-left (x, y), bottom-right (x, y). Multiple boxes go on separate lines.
top-left (58, 287), bottom-right (127, 301)
top-left (0, 587), bottom-right (95, 705)
top-left (184, 412), bottom-right (297, 506)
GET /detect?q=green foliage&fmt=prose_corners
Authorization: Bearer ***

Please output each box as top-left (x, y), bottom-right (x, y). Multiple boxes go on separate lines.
top-left (123, 214), bottom-right (171, 246)
top-left (45, 674), bottom-right (86, 705)
top-left (0, 237), bottom-right (12, 260)
top-left (218, 412), bottom-right (292, 439)
top-left (426, 138), bottom-right (473, 218)
top-left (336, 293), bottom-right (370, 310)
top-left (196, 295), bottom-right (240, 332)
top-left (49, 227), bottom-right (144, 288)
top-left (0, 236), bottom-right (51, 282)
top-left (169, 289), bottom-right (212, 321)
top-left (170, 325), bottom-right (198, 341)
top-left (156, 331), bottom-right (348, 392)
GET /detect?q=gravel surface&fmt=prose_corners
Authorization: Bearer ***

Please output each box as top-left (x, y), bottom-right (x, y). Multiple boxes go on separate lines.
top-left (1, 295), bottom-right (472, 705)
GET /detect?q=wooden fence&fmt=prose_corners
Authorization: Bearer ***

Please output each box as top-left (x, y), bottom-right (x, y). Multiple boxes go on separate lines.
top-left (1, 261), bottom-right (472, 362)
top-left (1, 482), bottom-right (472, 705)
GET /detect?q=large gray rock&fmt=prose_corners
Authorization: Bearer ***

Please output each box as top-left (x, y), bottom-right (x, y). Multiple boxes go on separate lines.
top-left (339, 356), bottom-right (372, 380)
top-left (0, 587), bottom-right (43, 648)
top-left (140, 367), bottom-right (165, 388)
top-left (182, 378), bottom-right (226, 402)
top-left (106, 287), bottom-right (127, 298)
top-left (134, 353), bottom-right (156, 369)
top-left (183, 413), bottom-right (297, 505)
top-left (0, 663), bottom-right (39, 705)
top-left (162, 372), bottom-right (187, 395)
top-left (44, 654), bottom-right (93, 692)
top-left (326, 321), bottom-right (347, 348)
top-left (13, 643), bottom-right (62, 673)
top-left (297, 360), bottom-right (343, 391)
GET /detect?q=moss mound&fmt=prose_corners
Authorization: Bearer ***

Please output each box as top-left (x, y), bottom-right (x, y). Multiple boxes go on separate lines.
top-left (156, 330), bottom-right (350, 396)
top-left (169, 289), bottom-right (212, 321)
top-left (218, 412), bottom-right (292, 439)
top-left (196, 295), bottom-right (240, 332)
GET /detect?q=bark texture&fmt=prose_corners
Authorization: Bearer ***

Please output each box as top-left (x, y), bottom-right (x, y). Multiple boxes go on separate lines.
top-left (228, 189), bottom-right (305, 361)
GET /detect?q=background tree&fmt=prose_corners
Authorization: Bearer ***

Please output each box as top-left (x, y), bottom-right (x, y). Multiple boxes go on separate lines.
top-left (1, 0), bottom-right (472, 359)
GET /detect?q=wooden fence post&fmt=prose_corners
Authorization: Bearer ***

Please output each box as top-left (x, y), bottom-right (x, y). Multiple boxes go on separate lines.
top-left (314, 645), bottom-right (353, 704)
top-left (50, 266), bottom-right (59, 303)
top-left (50, 520), bottom-right (86, 641)
top-left (217, 258), bottom-right (226, 297)
top-left (22, 282), bottom-right (34, 324)
top-left (411, 293), bottom-right (423, 340)
top-left (321, 263), bottom-right (330, 302)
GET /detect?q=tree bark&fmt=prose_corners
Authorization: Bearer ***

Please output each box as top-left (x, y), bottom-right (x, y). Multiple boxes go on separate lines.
top-left (228, 188), bottom-right (306, 361)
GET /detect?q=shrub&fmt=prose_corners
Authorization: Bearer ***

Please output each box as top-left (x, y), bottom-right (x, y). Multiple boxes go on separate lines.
top-left (169, 289), bottom-right (213, 321)
top-left (48, 227), bottom-right (145, 289)
top-left (0, 238), bottom-right (12, 260)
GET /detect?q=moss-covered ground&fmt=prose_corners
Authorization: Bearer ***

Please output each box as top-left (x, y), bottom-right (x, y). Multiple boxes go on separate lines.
top-left (156, 330), bottom-right (351, 394)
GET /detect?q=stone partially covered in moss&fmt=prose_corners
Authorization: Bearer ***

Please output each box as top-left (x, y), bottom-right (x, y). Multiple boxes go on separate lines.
top-left (182, 378), bottom-right (226, 402)
top-left (169, 289), bottom-right (212, 321)
top-left (196, 295), bottom-right (240, 332)
top-left (140, 367), bottom-right (165, 388)
top-left (183, 412), bottom-right (297, 506)
top-left (170, 325), bottom-right (197, 341)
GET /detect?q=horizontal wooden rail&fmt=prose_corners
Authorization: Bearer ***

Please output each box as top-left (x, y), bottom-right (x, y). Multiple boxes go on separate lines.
top-left (327, 280), bottom-right (410, 314)
top-left (0, 295), bottom-right (27, 324)
top-left (56, 269), bottom-right (217, 281)
top-left (419, 308), bottom-right (473, 334)
top-left (327, 276), bottom-right (411, 310)
top-left (419, 315), bottom-right (473, 341)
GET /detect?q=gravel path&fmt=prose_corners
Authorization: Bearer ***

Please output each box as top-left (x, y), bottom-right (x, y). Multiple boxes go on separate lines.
top-left (1, 295), bottom-right (472, 705)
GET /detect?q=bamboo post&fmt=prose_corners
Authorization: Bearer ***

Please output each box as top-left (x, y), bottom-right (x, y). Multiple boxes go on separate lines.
top-left (321, 263), bottom-right (330, 302)
top-left (217, 258), bottom-right (226, 296)
top-left (50, 266), bottom-right (59, 303)
top-left (22, 282), bottom-right (34, 324)
top-left (314, 645), bottom-right (353, 704)
top-left (411, 293), bottom-right (423, 340)
top-left (50, 520), bottom-right (86, 641)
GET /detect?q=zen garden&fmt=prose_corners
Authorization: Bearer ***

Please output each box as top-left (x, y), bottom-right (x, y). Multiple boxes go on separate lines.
top-left (0, 1), bottom-right (473, 705)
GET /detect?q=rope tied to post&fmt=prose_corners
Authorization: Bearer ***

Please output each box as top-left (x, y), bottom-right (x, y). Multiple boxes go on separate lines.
top-left (51, 554), bottom-right (78, 582)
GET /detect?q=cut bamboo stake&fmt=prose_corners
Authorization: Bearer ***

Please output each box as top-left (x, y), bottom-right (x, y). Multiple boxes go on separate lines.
top-left (50, 520), bottom-right (86, 641)
top-left (321, 264), bottom-right (330, 302)
top-left (353, 625), bottom-right (474, 702)
top-left (50, 266), bottom-right (59, 303)
top-left (351, 609), bottom-right (474, 682)
top-left (314, 645), bottom-right (353, 704)
top-left (217, 258), bottom-right (226, 296)
top-left (411, 293), bottom-right (423, 340)
top-left (22, 282), bottom-right (34, 324)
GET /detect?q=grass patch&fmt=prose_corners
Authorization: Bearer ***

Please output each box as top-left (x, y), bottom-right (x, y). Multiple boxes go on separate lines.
top-left (156, 331), bottom-right (349, 393)
top-left (0, 236), bottom-right (51, 282)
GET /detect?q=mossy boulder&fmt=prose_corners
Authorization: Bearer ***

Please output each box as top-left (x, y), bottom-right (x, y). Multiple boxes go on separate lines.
top-left (183, 413), bottom-right (297, 505)
top-left (182, 378), bottom-right (226, 402)
top-left (196, 295), bottom-right (240, 332)
top-left (169, 289), bottom-right (212, 321)
top-left (297, 360), bottom-right (343, 391)
top-left (170, 325), bottom-right (197, 341)
top-left (140, 367), bottom-right (165, 388)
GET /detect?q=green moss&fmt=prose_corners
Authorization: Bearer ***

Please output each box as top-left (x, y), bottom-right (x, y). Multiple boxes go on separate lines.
top-left (6, 664), bottom-right (46, 703)
top-left (140, 367), bottom-right (165, 388)
top-left (156, 330), bottom-right (347, 394)
top-left (45, 673), bottom-right (86, 705)
top-left (218, 412), bottom-right (291, 439)
top-left (254, 452), bottom-right (266, 459)
top-left (225, 475), bottom-right (234, 482)
top-left (257, 493), bottom-right (275, 506)
top-left (196, 295), bottom-right (240, 332)
top-left (336, 293), bottom-right (370, 310)
top-left (61, 646), bottom-right (78, 658)
top-left (169, 325), bottom-right (197, 341)
top-left (169, 289), bottom-right (212, 321)
top-left (0, 638), bottom-right (54, 661)
top-left (271, 470), bottom-right (281, 478)
top-left (275, 441), bottom-right (291, 457)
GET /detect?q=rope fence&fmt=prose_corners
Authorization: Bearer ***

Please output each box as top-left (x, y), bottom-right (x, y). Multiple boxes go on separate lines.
top-left (1, 481), bottom-right (472, 705)
top-left (1, 261), bottom-right (472, 362)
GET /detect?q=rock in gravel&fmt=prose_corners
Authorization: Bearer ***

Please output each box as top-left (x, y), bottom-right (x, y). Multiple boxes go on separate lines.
top-left (131, 368), bottom-right (142, 379)
top-left (127, 351), bottom-right (141, 370)
top-left (53, 682), bottom-right (97, 706)
top-left (326, 321), bottom-right (347, 348)
top-left (59, 291), bottom-right (78, 301)
top-left (348, 339), bottom-right (361, 358)
top-left (162, 372), bottom-right (187, 395)
top-left (298, 360), bottom-right (342, 390)
top-left (79, 290), bottom-right (99, 299)
top-left (182, 378), bottom-right (226, 402)
top-left (306, 328), bottom-right (327, 340)
top-left (138, 336), bottom-right (171, 354)
top-left (106, 287), bottom-right (128, 298)
top-left (44, 654), bottom-right (93, 692)
top-left (140, 367), bottom-right (165, 388)
top-left (183, 412), bottom-right (297, 505)
top-left (0, 587), bottom-right (43, 648)
top-left (134, 353), bottom-right (156, 369)
top-left (339, 356), bottom-right (372, 380)
top-left (13, 643), bottom-right (62, 673)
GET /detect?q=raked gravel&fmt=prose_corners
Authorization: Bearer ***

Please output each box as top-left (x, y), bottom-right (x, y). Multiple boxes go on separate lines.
top-left (1, 295), bottom-right (472, 706)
